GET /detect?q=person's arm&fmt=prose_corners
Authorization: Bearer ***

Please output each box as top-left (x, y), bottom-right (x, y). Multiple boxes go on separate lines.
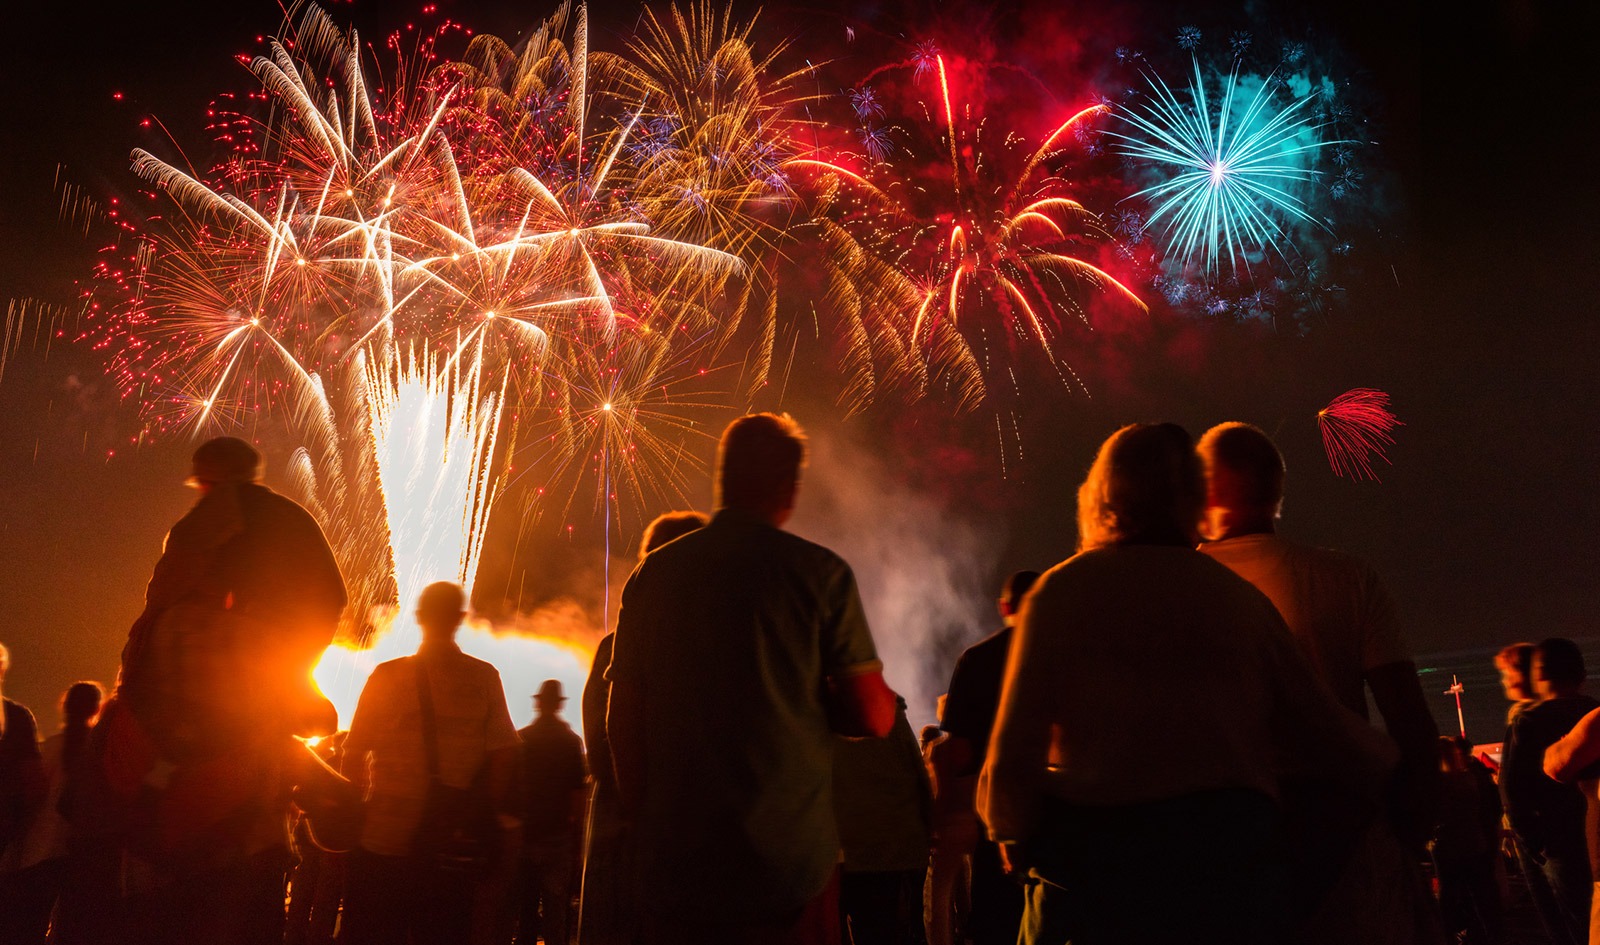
top-left (1545, 707), bottom-right (1600, 783)
top-left (829, 669), bottom-right (896, 738)
top-left (482, 673), bottom-right (523, 822)
top-left (1367, 660), bottom-right (1440, 851)
top-left (607, 678), bottom-right (645, 817)
top-left (821, 562), bottom-right (895, 738)
top-left (978, 576), bottom-right (1060, 864)
top-left (606, 575), bottom-right (647, 817)
top-left (339, 666), bottom-right (387, 795)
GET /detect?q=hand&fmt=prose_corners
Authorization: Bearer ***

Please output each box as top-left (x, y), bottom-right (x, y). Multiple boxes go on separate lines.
top-left (999, 841), bottom-right (1029, 876)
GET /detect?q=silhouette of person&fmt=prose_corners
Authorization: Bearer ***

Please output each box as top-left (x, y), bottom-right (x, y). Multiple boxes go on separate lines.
top-left (1196, 421), bottom-right (1442, 943)
top-left (0, 642), bottom-right (47, 945)
top-left (2, 681), bottom-right (103, 945)
top-left (88, 437), bottom-right (347, 945)
top-left (579, 510), bottom-right (706, 945)
top-left (117, 436), bottom-right (346, 747)
top-left (1543, 695), bottom-right (1600, 945)
top-left (930, 570), bottom-right (1040, 945)
top-left (517, 679), bottom-right (587, 945)
top-left (1501, 637), bottom-right (1597, 944)
top-left (608, 413), bottom-right (896, 945)
top-left (980, 423), bottom-right (1395, 945)
top-left (834, 696), bottom-right (931, 945)
top-left (341, 582), bottom-right (521, 945)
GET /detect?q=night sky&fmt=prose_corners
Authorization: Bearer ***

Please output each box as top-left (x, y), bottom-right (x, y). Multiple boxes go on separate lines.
top-left (0, 0), bottom-right (1593, 740)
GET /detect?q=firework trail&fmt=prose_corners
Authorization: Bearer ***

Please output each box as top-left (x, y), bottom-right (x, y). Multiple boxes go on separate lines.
top-left (1318, 387), bottom-right (1401, 481)
top-left (1108, 57), bottom-right (1343, 276)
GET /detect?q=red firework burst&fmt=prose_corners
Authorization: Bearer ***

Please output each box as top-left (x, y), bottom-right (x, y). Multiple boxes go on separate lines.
top-left (1317, 388), bottom-right (1402, 481)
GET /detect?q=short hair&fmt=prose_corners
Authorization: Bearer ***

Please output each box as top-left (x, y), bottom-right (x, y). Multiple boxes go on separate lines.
top-left (1000, 571), bottom-right (1041, 611)
top-left (1494, 642), bottom-right (1536, 678)
top-left (1536, 638), bottom-right (1587, 688)
top-left (62, 681), bottom-right (104, 727)
top-left (416, 582), bottom-right (466, 621)
top-left (1196, 422), bottom-right (1285, 513)
top-left (1077, 423), bottom-right (1204, 551)
top-left (716, 413), bottom-right (807, 510)
top-left (639, 510), bottom-right (709, 558)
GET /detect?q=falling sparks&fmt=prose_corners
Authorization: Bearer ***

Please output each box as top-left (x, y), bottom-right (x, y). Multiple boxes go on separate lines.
top-left (1318, 387), bottom-right (1402, 481)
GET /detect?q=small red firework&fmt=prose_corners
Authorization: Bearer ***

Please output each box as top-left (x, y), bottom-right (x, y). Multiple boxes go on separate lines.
top-left (1317, 388), bottom-right (1402, 481)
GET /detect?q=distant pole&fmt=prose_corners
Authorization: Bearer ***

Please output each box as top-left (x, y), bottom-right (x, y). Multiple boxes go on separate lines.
top-left (1447, 675), bottom-right (1466, 739)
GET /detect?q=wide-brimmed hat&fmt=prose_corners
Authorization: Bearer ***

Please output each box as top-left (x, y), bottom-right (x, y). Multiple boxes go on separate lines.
top-left (535, 679), bottom-right (565, 703)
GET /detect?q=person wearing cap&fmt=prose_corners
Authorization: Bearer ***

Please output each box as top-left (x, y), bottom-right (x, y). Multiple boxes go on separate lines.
top-left (92, 436), bottom-right (347, 944)
top-left (516, 679), bottom-right (587, 945)
top-left (118, 435), bottom-right (347, 740)
top-left (341, 582), bottom-right (521, 945)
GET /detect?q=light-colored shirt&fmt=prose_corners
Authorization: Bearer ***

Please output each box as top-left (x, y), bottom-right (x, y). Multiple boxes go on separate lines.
top-left (607, 506), bottom-right (881, 920)
top-left (981, 545), bottom-right (1394, 844)
top-left (1200, 533), bottom-right (1408, 718)
top-left (345, 643), bottom-right (520, 856)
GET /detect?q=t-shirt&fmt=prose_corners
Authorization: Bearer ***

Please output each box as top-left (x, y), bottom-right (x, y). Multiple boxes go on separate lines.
top-left (1199, 533), bottom-right (1408, 718)
top-left (1501, 694), bottom-right (1600, 859)
top-left (518, 714), bottom-right (587, 842)
top-left (833, 704), bottom-right (932, 873)
top-left (940, 626), bottom-right (1013, 767)
top-left (345, 643), bottom-right (521, 856)
top-left (981, 545), bottom-right (1395, 844)
top-left (607, 506), bottom-right (882, 920)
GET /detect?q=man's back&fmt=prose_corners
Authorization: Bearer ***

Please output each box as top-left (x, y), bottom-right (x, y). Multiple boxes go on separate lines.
top-left (518, 715), bottom-right (586, 841)
top-left (1201, 533), bottom-right (1404, 717)
top-left (607, 507), bottom-right (880, 919)
top-left (1504, 695), bottom-right (1600, 857)
top-left (346, 648), bottom-right (519, 857)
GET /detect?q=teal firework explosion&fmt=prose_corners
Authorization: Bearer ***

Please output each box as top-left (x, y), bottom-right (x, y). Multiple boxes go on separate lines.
top-left (1108, 58), bottom-right (1342, 275)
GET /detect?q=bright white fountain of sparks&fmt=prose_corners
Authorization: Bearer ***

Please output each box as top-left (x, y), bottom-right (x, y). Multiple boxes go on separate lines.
top-left (365, 343), bottom-right (504, 616)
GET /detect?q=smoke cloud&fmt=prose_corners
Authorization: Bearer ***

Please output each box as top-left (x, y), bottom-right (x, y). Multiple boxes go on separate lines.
top-left (788, 426), bottom-right (1004, 727)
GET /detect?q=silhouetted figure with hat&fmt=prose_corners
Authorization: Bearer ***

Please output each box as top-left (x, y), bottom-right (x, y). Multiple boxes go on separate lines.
top-left (341, 582), bottom-right (521, 945)
top-left (93, 436), bottom-right (346, 945)
top-left (608, 413), bottom-right (897, 945)
top-left (516, 679), bottom-right (587, 945)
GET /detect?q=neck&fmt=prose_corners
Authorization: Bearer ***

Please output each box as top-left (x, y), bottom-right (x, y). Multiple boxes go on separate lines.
top-left (1205, 508), bottom-right (1276, 542)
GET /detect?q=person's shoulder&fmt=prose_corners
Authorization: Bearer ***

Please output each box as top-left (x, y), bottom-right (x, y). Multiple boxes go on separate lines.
top-left (450, 651), bottom-right (503, 680)
top-left (3, 697), bottom-right (37, 722)
top-left (370, 655), bottom-right (415, 679)
top-left (957, 625), bottom-right (1013, 664)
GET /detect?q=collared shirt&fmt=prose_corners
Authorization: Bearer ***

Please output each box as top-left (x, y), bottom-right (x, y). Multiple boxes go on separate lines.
top-left (607, 506), bottom-right (881, 920)
top-left (345, 642), bottom-right (520, 856)
top-left (1199, 533), bottom-right (1408, 718)
top-left (981, 545), bottom-right (1394, 843)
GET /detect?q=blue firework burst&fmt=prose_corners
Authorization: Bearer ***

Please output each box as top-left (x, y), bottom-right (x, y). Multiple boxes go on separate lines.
top-left (1107, 58), bottom-right (1342, 275)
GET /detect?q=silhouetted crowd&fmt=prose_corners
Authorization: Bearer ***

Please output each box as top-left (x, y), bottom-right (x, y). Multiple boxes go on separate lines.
top-left (0, 418), bottom-right (1593, 944)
